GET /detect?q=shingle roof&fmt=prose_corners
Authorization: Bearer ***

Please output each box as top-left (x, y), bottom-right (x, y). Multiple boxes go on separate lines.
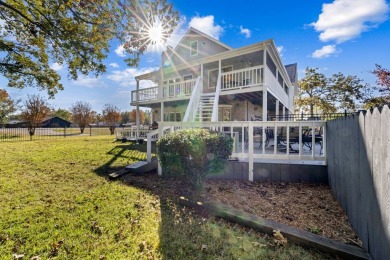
top-left (285, 63), bottom-right (298, 84)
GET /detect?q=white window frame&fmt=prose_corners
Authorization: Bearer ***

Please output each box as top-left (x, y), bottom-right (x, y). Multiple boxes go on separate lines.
top-left (190, 41), bottom-right (198, 57)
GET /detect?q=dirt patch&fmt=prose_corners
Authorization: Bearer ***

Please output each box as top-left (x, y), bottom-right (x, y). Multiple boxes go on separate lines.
top-left (121, 172), bottom-right (362, 247)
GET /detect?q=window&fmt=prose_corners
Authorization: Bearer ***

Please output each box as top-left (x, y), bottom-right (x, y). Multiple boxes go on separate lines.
top-left (190, 41), bottom-right (198, 56)
top-left (169, 112), bottom-right (181, 122)
top-left (266, 52), bottom-right (277, 77)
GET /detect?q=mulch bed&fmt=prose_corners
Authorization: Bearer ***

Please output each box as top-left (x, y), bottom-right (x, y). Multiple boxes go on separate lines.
top-left (121, 172), bottom-right (362, 248)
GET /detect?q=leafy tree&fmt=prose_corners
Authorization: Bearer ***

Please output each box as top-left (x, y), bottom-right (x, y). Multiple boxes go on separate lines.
top-left (130, 108), bottom-right (145, 124)
top-left (143, 109), bottom-right (152, 125)
top-left (120, 111), bottom-right (131, 125)
top-left (20, 95), bottom-right (51, 136)
top-left (297, 67), bottom-right (373, 114)
top-left (0, 89), bottom-right (18, 124)
top-left (102, 104), bottom-right (121, 135)
top-left (70, 101), bottom-right (93, 133)
top-left (0, 0), bottom-right (179, 96)
top-left (363, 97), bottom-right (389, 109)
top-left (52, 108), bottom-right (71, 121)
top-left (372, 64), bottom-right (390, 98)
top-left (296, 68), bottom-right (330, 115)
top-left (327, 73), bottom-right (372, 111)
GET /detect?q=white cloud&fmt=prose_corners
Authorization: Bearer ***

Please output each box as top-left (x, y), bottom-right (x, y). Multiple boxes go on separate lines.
top-left (106, 67), bottom-right (159, 88)
top-left (188, 15), bottom-right (224, 40)
top-left (312, 45), bottom-right (338, 58)
top-left (109, 62), bottom-right (119, 68)
top-left (239, 26), bottom-right (251, 38)
top-left (115, 45), bottom-right (126, 57)
top-left (277, 46), bottom-right (284, 56)
top-left (311, 0), bottom-right (389, 43)
top-left (50, 62), bottom-right (63, 71)
top-left (166, 17), bottom-right (188, 48)
top-left (72, 75), bottom-right (107, 88)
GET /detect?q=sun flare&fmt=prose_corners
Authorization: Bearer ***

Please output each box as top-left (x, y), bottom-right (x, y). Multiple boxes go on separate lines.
top-left (148, 23), bottom-right (163, 45)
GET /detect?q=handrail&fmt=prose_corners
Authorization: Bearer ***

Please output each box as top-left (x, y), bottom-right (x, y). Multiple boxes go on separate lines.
top-left (146, 126), bottom-right (170, 162)
top-left (211, 72), bottom-right (221, 122)
top-left (183, 76), bottom-right (202, 122)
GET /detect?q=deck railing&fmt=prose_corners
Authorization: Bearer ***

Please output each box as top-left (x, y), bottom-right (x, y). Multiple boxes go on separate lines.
top-left (131, 86), bottom-right (159, 103)
top-left (221, 65), bottom-right (264, 91)
top-left (157, 121), bottom-right (327, 181)
top-left (162, 78), bottom-right (197, 99)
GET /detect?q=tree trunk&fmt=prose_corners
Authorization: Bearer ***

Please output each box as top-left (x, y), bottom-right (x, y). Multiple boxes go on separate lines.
top-left (310, 105), bottom-right (314, 117)
top-left (80, 127), bottom-right (85, 134)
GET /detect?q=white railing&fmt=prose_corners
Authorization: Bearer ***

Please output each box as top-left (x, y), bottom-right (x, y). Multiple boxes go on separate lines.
top-left (221, 65), bottom-right (264, 91)
top-left (264, 67), bottom-right (289, 109)
top-left (131, 86), bottom-right (158, 103)
top-left (157, 121), bottom-right (326, 180)
top-left (116, 128), bottom-right (155, 140)
top-left (211, 72), bottom-right (221, 122)
top-left (162, 78), bottom-right (197, 99)
top-left (183, 77), bottom-right (202, 122)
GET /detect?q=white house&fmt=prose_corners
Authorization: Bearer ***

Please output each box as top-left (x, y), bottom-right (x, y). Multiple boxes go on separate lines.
top-left (121, 27), bottom-right (325, 181)
top-left (131, 27), bottom-right (298, 124)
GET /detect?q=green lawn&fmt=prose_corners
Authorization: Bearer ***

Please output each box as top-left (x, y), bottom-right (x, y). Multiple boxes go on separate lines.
top-left (0, 137), bottom-right (329, 259)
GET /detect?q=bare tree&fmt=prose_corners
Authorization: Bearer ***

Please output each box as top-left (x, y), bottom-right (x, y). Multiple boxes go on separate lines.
top-left (20, 95), bottom-right (51, 136)
top-left (70, 101), bottom-right (93, 134)
top-left (102, 104), bottom-right (121, 135)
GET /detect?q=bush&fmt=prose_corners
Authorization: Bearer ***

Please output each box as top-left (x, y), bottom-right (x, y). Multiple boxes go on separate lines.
top-left (157, 128), bottom-right (233, 191)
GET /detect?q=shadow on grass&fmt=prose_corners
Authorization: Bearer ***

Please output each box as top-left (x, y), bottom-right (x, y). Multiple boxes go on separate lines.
top-left (93, 141), bottom-right (157, 177)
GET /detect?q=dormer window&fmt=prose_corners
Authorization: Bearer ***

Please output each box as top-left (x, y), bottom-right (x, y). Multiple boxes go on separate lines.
top-left (190, 41), bottom-right (198, 56)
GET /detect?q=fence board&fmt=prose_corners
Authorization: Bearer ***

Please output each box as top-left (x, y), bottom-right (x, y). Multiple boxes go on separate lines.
top-left (327, 106), bottom-right (390, 260)
top-left (380, 106), bottom-right (390, 259)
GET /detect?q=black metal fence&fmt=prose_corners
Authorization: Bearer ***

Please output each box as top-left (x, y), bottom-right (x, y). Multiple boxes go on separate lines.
top-left (267, 111), bottom-right (357, 121)
top-left (0, 126), bottom-right (118, 142)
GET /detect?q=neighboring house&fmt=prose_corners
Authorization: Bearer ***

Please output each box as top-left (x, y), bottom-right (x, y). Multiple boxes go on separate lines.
top-left (131, 27), bottom-right (298, 124)
top-left (40, 116), bottom-right (72, 128)
top-left (4, 116), bottom-right (71, 128)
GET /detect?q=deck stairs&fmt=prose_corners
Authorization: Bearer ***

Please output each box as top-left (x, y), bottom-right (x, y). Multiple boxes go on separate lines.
top-left (195, 93), bottom-right (215, 122)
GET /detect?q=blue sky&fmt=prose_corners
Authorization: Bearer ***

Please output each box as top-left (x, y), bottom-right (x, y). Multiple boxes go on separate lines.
top-left (2, 0), bottom-right (390, 113)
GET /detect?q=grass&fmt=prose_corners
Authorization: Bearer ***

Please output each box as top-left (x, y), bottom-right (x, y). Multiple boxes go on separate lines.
top-left (0, 136), bottom-right (330, 259)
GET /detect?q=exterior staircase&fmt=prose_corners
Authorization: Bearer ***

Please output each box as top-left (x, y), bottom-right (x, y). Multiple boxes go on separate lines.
top-left (195, 93), bottom-right (215, 122)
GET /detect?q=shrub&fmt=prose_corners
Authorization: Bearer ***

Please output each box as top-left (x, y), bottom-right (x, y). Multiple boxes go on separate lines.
top-left (157, 128), bottom-right (233, 191)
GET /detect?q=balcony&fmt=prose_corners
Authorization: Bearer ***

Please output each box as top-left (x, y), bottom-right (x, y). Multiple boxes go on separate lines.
top-left (131, 65), bottom-right (289, 106)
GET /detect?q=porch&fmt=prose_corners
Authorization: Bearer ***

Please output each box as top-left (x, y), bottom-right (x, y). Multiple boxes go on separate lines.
top-left (116, 120), bottom-right (326, 182)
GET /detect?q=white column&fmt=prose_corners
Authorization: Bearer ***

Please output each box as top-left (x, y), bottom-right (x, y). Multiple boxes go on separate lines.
top-left (160, 102), bottom-right (164, 122)
top-left (275, 100), bottom-right (279, 121)
top-left (136, 79), bottom-right (140, 139)
top-left (282, 106), bottom-right (286, 121)
top-left (262, 88), bottom-right (268, 121)
top-left (248, 122), bottom-right (254, 181)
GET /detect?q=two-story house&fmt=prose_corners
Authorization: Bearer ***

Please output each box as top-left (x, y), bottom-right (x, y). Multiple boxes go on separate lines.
top-left (131, 27), bottom-right (297, 125)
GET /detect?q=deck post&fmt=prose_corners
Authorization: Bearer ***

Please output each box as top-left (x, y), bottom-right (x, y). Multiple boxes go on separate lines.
top-left (263, 88), bottom-right (268, 121)
top-left (282, 106), bottom-right (286, 121)
top-left (276, 100), bottom-right (279, 120)
top-left (248, 122), bottom-right (254, 181)
top-left (136, 79), bottom-right (140, 140)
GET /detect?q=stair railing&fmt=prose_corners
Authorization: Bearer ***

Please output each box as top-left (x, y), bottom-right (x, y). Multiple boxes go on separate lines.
top-left (211, 72), bottom-right (221, 122)
top-left (183, 76), bottom-right (202, 122)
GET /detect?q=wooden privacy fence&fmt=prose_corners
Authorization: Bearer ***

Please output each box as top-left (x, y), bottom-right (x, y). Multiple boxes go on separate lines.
top-left (327, 106), bottom-right (390, 260)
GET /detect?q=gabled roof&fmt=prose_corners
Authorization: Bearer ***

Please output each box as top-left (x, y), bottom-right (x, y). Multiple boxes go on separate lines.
top-left (173, 27), bottom-right (233, 52)
top-left (285, 63), bottom-right (298, 84)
